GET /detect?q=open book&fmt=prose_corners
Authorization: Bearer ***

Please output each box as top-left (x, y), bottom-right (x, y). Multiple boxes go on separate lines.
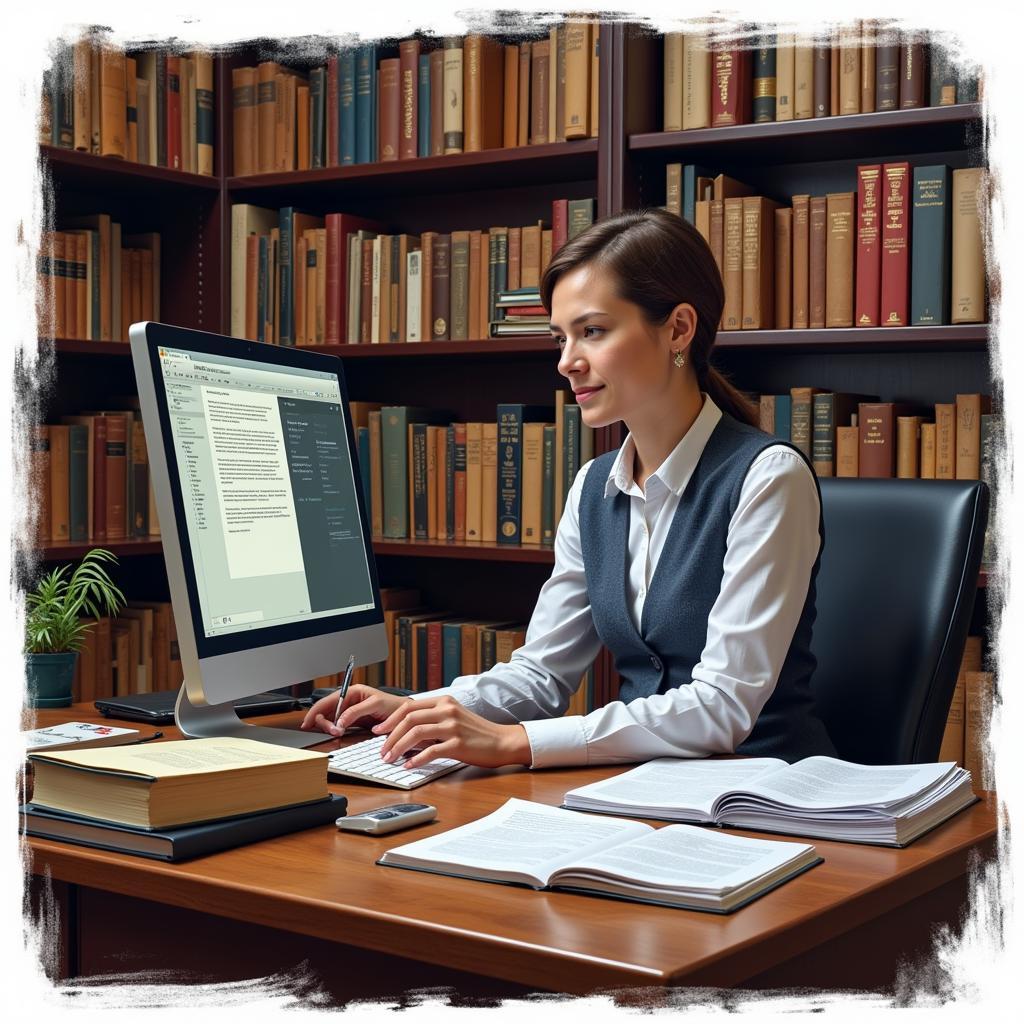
top-left (562, 757), bottom-right (977, 847)
top-left (377, 797), bottom-right (820, 913)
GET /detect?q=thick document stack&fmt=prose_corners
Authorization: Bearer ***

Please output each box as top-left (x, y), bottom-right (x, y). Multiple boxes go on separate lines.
top-left (378, 797), bottom-right (820, 913)
top-left (563, 757), bottom-right (977, 847)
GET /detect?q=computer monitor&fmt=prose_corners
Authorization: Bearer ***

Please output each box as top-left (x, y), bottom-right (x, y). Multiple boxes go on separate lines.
top-left (129, 322), bottom-right (387, 748)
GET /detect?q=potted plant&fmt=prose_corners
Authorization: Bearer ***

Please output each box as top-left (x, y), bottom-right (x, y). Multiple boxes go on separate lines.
top-left (24, 548), bottom-right (126, 708)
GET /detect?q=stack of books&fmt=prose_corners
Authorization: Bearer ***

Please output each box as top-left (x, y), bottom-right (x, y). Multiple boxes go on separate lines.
top-left (490, 287), bottom-right (548, 337)
top-left (22, 736), bottom-right (342, 861)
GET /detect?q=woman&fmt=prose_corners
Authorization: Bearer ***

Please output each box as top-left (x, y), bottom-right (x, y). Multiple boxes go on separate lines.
top-left (301, 207), bottom-right (836, 767)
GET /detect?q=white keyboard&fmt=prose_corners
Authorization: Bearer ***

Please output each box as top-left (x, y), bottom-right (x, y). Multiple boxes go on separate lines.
top-left (327, 734), bottom-right (466, 789)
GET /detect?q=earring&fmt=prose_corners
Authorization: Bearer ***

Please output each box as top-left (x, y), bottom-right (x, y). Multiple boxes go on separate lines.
top-left (673, 350), bottom-right (686, 368)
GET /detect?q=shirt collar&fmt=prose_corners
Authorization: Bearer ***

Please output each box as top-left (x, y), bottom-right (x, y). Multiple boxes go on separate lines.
top-left (604, 392), bottom-right (723, 499)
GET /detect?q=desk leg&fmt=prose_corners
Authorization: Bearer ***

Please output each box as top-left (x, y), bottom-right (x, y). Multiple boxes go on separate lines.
top-left (26, 874), bottom-right (78, 982)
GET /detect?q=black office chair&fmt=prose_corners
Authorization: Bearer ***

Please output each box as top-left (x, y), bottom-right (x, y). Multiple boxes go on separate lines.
top-left (810, 478), bottom-right (989, 765)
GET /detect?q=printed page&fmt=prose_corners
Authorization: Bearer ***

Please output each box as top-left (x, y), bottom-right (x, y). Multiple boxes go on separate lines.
top-left (32, 737), bottom-right (327, 778)
top-left (382, 798), bottom-right (650, 885)
top-left (555, 823), bottom-right (814, 892)
top-left (565, 758), bottom-right (786, 817)
top-left (737, 757), bottom-right (956, 810)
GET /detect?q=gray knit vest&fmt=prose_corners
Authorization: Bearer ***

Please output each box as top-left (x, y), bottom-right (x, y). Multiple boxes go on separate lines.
top-left (579, 411), bottom-right (836, 762)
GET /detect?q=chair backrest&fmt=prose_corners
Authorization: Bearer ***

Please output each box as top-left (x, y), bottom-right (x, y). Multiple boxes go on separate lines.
top-left (810, 478), bottom-right (989, 765)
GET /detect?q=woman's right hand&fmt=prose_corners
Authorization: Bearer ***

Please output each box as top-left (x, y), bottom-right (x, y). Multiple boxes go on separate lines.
top-left (299, 684), bottom-right (409, 738)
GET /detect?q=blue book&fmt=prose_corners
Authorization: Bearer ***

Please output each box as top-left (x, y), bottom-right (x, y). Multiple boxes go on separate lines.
top-left (910, 165), bottom-right (951, 326)
top-left (682, 165), bottom-right (715, 225)
top-left (21, 796), bottom-right (346, 862)
top-left (340, 49), bottom-right (356, 166)
top-left (442, 621), bottom-right (463, 687)
top-left (497, 404), bottom-right (554, 546)
top-left (418, 54), bottom-right (431, 158)
top-left (355, 44), bottom-right (377, 164)
top-left (774, 395), bottom-right (792, 441)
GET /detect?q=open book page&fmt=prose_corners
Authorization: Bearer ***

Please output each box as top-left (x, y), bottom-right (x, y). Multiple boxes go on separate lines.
top-left (551, 822), bottom-right (815, 895)
top-left (379, 798), bottom-right (650, 888)
top-left (563, 758), bottom-right (787, 820)
top-left (721, 757), bottom-right (960, 812)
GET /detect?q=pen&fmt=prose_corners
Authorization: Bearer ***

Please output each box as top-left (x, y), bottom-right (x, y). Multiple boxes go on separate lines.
top-left (333, 654), bottom-right (357, 729)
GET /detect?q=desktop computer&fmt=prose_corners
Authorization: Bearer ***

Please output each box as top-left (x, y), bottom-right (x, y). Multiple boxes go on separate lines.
top-left (129, 322), bottom-right (387, 748)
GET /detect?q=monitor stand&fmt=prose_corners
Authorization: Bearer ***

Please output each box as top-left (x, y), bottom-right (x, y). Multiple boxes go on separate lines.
top-left (175, 684), bottom-right (327, 749)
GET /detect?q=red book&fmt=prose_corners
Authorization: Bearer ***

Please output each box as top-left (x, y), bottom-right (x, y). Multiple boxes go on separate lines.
top-left (326, 56), bottom-right (339, 167)
top-left (92, 416), bottom-right (107, 542)
top-left (855, 164), bottom-right (882, 327)
top-left (426, 620), bottom-right (444, 689)
top-left (325, 213), bottom-right (386, 345)
top-left (711, 47), bottom-right (752, 126)
top-left (399, 40), bottom-right (421, 160)
top-left (552, 199), bottom-right (569, 255)
top-left (880, 161), bottom-right (911, 326)
top-left (504, 304), bottom-right (548, 316)
top-left (166, 55), bottom-right (182, 171)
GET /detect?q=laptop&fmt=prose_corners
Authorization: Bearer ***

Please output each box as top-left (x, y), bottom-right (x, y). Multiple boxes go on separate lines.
top-left (95, 690), bottom-right (299, 724)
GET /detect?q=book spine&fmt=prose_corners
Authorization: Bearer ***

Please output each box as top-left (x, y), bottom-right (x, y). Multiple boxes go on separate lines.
top-left (855, 165), bottom-right (882, 326)
top-left (399, 40), bottom-right (419, 160)
top-left (564, 23), bottom-right (590, 140)
top-left (808, 196), bottom-right (827, 328)
top-left (542, 424), bottom-right (556, 546)
top-left (791, 195), bottom-right (809, 328)
top-left (418, 53), bottom-right (431, 159)
top-left (789, 388), bottom-right (815, 459)
top-left (752, 39), bottom-right (777, 123)
top-left (481, 423), bottom-right (497, 544)
top-left (450, 233), bottom-right (470, 340)
top-left (897, 416), bottom-right (923, 478)
top-left (497, 404), bottom-right (524, 545)
top-left (774, 207), bottom-right (792, 329)
top-left (104, 416), bottom-right (127, 539)
top-left (442, 622), bottom-right (462, 687)
top-left (813, 45), bottom-right (829, 117)
top-left (880, 162), bottom-right (911, 326)
top-left (911, 165), bottom-right (952, 326)
top-left (379, 57), bottom-right (400, 161)
top-left (443, 38), bottom-right (464, 154)
top-left (430, 49), bottom-right (445, 156)
top-left (951, 168), bottom-right (987, 324)
top-left (66, 425), bottom-right (88, 541)
top-left (563, 404), bottom-right (580, 497)
top-left (876, 41), bottom-right (899, 110)
top-left (899, 37), bottom-right (927, 109)
top-left (195, 52), bottom-right (214, 175)
top-left (453, 422), bottom-right (467, 542)
top-left (340, 50), bottom-right (356, 166)
top-left (355, 45), bottom-right (375, 164)
top-left (411, 423), bottom-right (428, 539)
top-left (825, 192), bottom-right (855, 327)
top-left (858, 403), bottom-right (897, 478)
top-left (722, 198), bottom-right (743, 329)
top-left (382, 407), bottom-right (409, 538)
top-left (935, 403), bottom-right (956, 479)
top-left (464, 422), bottom-right (482, 541)
top-left (955, 393), bottom-right (988, 480)
top-left (432, 234), bottom-right (451, 340)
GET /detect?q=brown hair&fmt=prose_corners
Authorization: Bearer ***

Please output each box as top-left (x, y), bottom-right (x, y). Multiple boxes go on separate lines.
top-left (540, 207), bottom-right (759, 428)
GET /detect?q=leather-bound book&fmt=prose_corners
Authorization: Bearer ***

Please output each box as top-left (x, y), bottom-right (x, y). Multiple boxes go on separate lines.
top-left (709, 199), bottom-right (725, 300)
top-left (589, 20), bottom-right (599, 138)
top-left (793, 37), bottom-right (813, 119)
top-left (813, 45), bottom-right (830, 117)
top-left (416, 51), bottom-right (429, 159)
top-left (683, 32), bottom-right (711, 129)
top-left (858, 402), bottom-right (918, 477)
top-left (399, 39), bottom-right (420, 160)
top-left (48, 424), bottom-right (70, 542)
top-left (791, 195), bottom-right (810, 328)
top-left (430, 48), bottom-right (445, 156)
top-left (323, 56), bottom-right (338, 167)
top-left (431, 234), bottom-right (451, 341)
top-left (565, 21), bottom-right (591, 139)
top-left (774, 207), bottom-right (793, 328)
top-left (809, 196), bottom-right (827, 328)
top-left (99, 44), bottom-right (127, 159)
top-left (550, 25), bottom-right (565, 144)
top-left (789, 387), bottom-right (824, 460)
top-left (508, 227), bottom-right (521, 291)
top-left (469, 230), bottom-right (483, 338)
top-left (830, 36), bottom-right (840, 115)
top-left (825, 192), bottom-right (855, 327)
top-left (443, 38), bottom-right (464, 154)
top-left (855, 165), bottom-right (882, 326)
top-left (752, 39), bottom-right (777, 122)
top-left (504, 44), bottom-right (519, 147)
top-left (955, 393), bottom-right (992, 480)
top-left (838, 26), bottom-right (860, 114)
top-left (920, 422), bottom-right (936, 478)
top-left (296, 84), bottom-right (310, 170)
top-left (379, 58), bottom-right (400, 161)
top-left (552, 198), bottom-right (568, 254)
top-left (72, 39), bottom-right (92, 153)
top-left (666, 163), bottom-right (682, 215)
top-left (464, 422), bottom-right (483, 540)
top-left (232, 67), bottom-right (258, 175)
top-left (711, 45), bottom-right (751, 126)
top-left (875, 36), bottom-right (899, 110)
top-left (722, 197), bottom-right (744, 330)
top-left (836, 426), bottom-right (859, 477)
top-left (880, 162), bottom-right (910, 326)
top-left (896, 416), bottom-right (925, 478)
top-left (450, 231), bottom-right (470, 341)
top-left (101, 413), bottom-right (128, 539)
top-left (860, 22), bottom-right (876, 113)
top-left (360, 238), bottom-right (374, 343)
top-left (256, 61), bottom-right (279, 173)
top-left (899, 35), bottom-right (927, 108)
top-left (33, 426), bottom-right (51, 544)
top-left (481, 422), bottom-right (498, 544)
top-left (776, 34), bottom-right (794, 122)
top-left (518, 42), bottom-right (531, 146)
top-left (911, 165), bottom-right (952, 325)
top-left (934, 403), bottom-right (955, 479)
top-left (664, 32), bottom-right (683, 131)
top-left (951, 168), bottom-right (987, 324)
top-left (812, 392), bottom-right (877, 476)
top-left (531, 40), bottom-right (550, 144)
top-left (165, 54), bottom-right (182, 170)
top-left (741, 197), bottom-right (778, 329)
top-left (464, 34), bottom-right (504, 152)
top-left (194, 51), bottom-right (213, 175)
top-left (325, 213), bottom-right (383, 345)
top-left (478, 231), bottom-right (490, 336)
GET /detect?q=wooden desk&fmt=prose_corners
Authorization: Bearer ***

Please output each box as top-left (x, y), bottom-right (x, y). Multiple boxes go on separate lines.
top-left (24, 705), bottom-right (997, 1003)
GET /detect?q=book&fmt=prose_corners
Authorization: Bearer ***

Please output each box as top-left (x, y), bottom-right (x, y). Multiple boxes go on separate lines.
top-left (21, 795), bottom-right (345, 862)
top-left (28, 736), bottom-right (330, 830)
top-left (563, 756), bottom-right (977, 847)
top-left (24, 721), bottom-right (140, 753)
top-left (377, 797), bottom-right (820, 913)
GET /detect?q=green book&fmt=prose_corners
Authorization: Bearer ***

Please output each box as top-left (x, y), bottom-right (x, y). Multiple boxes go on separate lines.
top-left (381, 407), bottom-right (448, 539)
top-left (911, 165), bottom-right (952, 326)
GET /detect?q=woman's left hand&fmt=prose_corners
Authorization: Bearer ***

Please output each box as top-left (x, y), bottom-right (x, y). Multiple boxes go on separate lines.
top-left (372, 695), bottom-right (532, 770)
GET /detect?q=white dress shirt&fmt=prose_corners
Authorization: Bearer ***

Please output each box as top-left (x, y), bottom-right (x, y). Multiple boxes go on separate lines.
top-left (411, 393), bottom-right (823, 769)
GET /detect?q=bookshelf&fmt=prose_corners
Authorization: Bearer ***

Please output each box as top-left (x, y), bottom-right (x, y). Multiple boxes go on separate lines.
top-left (35, 22), bottom-right (994, 708)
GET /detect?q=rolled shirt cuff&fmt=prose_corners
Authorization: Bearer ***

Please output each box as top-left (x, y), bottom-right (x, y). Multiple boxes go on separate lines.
top-left (521, 715), bottom-right (589, 769)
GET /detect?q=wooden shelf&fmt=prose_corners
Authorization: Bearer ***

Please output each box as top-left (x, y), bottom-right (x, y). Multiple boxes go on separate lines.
top-left (713, 325), bottom-right (990, 353)
top-left (40, 145), bottom-right (220, 194)
top-left (372, 538), bottom-right (555, 564)
top-left (37, 537), bottom-right (165, 561)
top-left (629, 104), bottom-right (985, 165)
top-left (225, 140), bottom-right (599, 201)
top-left (315, 337), bottom-right (556, 359)
top-left (47, 339), bottom-right (133, 356)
